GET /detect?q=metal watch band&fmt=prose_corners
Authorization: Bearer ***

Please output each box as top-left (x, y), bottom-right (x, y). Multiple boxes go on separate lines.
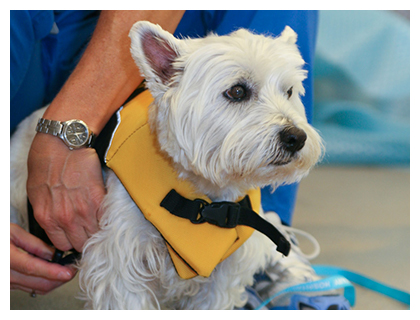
top-left (35, 118), bottom-right (63, 136)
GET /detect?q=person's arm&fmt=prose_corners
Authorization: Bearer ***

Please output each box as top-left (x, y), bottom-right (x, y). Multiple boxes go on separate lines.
top-left (27, 10), bottom-right (185, 252)
top-left (42, 10), bottom-right (185, 134)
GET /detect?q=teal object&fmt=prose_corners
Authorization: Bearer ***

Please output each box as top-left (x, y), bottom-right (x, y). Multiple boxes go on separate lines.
top-left (255, 275), bottom-right (355, 309)
top-left (313, 265), bottom-right (410, 307)
top-left (314, 11), bottom-right (409, 165)
top-left (255, 264), bottom-right (410, 310)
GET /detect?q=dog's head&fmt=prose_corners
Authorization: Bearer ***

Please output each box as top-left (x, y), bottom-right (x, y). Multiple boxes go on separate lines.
top-left (129, 21), bottom-right (323, 198)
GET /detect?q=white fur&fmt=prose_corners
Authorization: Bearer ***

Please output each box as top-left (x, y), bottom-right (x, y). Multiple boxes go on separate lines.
top-left (10, 21), bottom-right (323, 309)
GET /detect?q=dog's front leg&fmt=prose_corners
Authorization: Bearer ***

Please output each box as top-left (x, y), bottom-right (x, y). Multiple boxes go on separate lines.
top-left (78, 172), bottom-right (169, 309)
top-left (79, 240), bottom-right (162, 310)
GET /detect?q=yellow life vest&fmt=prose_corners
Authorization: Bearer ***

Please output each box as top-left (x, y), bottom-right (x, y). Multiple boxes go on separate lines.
top-left (103, 89), bottom-right (261, 279)
top-left (101, 88), bottom-right (290, 279)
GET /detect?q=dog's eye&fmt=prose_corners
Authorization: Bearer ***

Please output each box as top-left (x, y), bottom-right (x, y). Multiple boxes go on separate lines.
top-left (286, 86), bottom-right (293, 99)
top-left (224, 85), bottom-right (247, 102)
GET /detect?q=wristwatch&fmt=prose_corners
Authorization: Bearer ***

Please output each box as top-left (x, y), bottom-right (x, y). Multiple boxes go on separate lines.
top-left (35, 118), bottom-right (96, 150)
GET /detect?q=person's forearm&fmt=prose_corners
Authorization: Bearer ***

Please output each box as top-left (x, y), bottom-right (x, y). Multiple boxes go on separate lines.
top-left (42, 10), bottom-right (185, 135)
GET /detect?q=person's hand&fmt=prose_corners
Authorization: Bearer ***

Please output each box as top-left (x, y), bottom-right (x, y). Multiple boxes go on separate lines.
top-left (10, 223), bottom-right (77, 295)
top-left (27, 133), bottom-right (106, 252)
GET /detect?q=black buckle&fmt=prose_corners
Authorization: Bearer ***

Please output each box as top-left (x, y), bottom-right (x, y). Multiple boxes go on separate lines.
top-left (191, 198), bottom-right (208, 224)
top-left (193, 201), bottom-right (241, 228)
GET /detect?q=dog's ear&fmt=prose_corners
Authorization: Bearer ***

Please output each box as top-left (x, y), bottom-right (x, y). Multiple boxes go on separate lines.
top-left (129, 21), bottom-right (182, 89)
top-left (278, 26), bottom-right (298, 44)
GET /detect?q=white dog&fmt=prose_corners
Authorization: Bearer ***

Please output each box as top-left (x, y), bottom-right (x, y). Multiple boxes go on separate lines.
top-left (10, 21), bottom-right (323, 309)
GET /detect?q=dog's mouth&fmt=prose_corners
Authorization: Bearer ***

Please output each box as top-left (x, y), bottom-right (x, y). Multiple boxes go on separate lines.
top-left (270, 158), bottom-right (293, 166)
top-left (267, 146), bottom-right (295, 167)
top-left (268, 151), bottom-right (295, 166)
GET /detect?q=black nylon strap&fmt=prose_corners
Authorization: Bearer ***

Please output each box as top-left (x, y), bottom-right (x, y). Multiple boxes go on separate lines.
top-left (237, 207), bottom-right (291, 256)
top-left (94, 82), bottom-right (148, 166)
top-left (94, 112), bottom-right (118, 167)
top-left (160, 189), bottom-right (291, 256)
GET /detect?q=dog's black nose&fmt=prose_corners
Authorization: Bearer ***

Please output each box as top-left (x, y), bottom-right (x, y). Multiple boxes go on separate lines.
top-left (279, 126), bottom-right (307, 154)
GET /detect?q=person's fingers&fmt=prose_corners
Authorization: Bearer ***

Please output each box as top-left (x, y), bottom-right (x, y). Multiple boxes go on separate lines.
top-left (10, 243), bottom-right (76, 281)
top-left (54, 221), bottom-right (89, 253)
top-left (10, 225), bottom-right (77, 295)
top-left (10, 223), bottom-right (55, 260)
top-left (10, 269), bottom-right (71, 295)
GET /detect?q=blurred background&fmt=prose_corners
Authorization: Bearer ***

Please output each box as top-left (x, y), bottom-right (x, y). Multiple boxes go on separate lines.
top-left (314, 10), bottom-right (409, 166)
top-left (293, 10), bottom-right (410, 310)
top-left (10, 10), bottom-right (410, 310)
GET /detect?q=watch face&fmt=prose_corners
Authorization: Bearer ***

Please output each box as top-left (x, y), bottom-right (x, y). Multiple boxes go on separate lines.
top-left (63, 120), bottom-right (89, 148)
